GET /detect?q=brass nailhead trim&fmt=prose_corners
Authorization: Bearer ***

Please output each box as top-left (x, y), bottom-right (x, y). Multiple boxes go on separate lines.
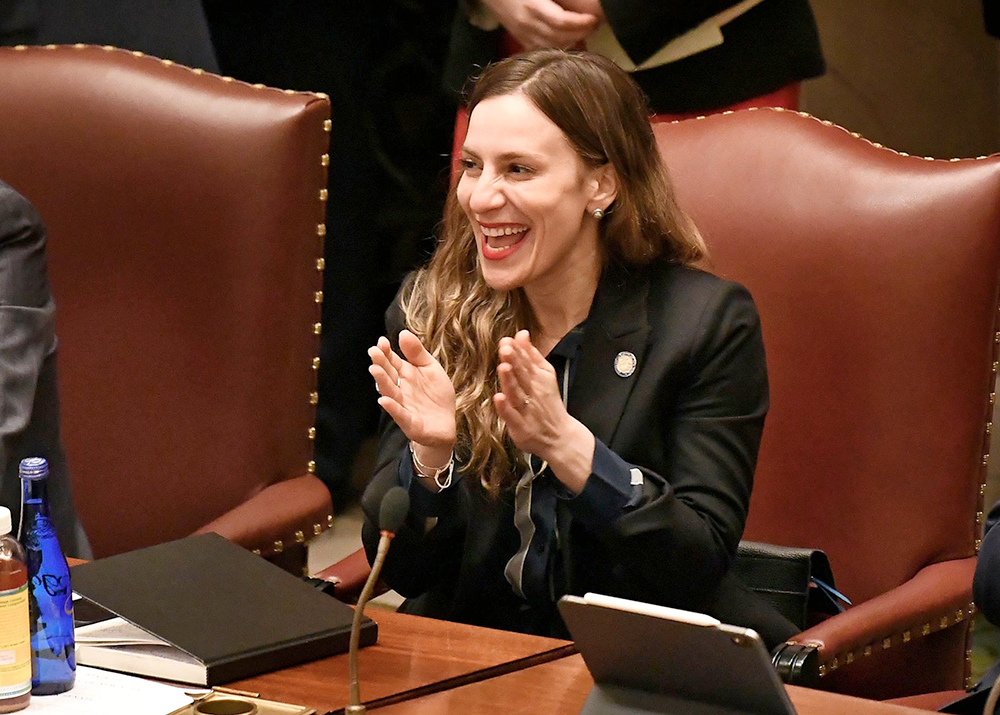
top-left (74, 43), bottom-right (86, 49)
top-left (252, 549), bottom-right (261, 556)
top-left (830, 657), bottom-right (838, 670)
top-left (309, 392), bottom-right (319, 405)
top-left (993, 362), bottom-right (998, 374)
top-left (273, 540), bottom-right (284, 553)
top-left (314, 291), bottom-right (324, 304)
top-left (307, 460), bottom-right (316, 474)
top-left (313, 523), bottom-right (323, 536)
top-left (977, 538), bottom-right (983, 551)
top-left (324, 120), bottom-right (332, 132)
top-left (327, 515), bottom-right (335, 528)
top-left (319, 189), bottom-right (328, 201)
top-left (13, 45), bottom-right (26, 51)
top-left (845, 652), bottom-right (854, 664)
top-left (295, 530), bottom-right (306, 544)
top-left (882, 638), bottom-right (892, 650)
top-left (991, 393), bottom-right (996, 406)
top-left (315, 91), bottom-right (329, 99)
top-left (957, 609), bottom-right (965, 622)
top-left (253, 83), bottom-right (266, 89)
top-left (941, 616), bottom-right (950, 629)
top-left (988, 422), bottom-right (993, 435)
top-left (922, 624), bottom-right (931, 636)
top-left (902, 630), bottom-right (911, 643)
top-left (312, 357), bottom-right (321, 370)
top-left (985, 455), bottom-right (991, 467)
top-left (308, 427), bottom-right (316, 440)
top-left (978, 512), bottom-right (985, 526)
top-left (162, 58), bottom-right (174, 66)
top-left (317, 224), bottom-right (326, 236)
top-left (818, 665), bottom-right (826, 677)
top-left (283, 88), bottom-right (296, 95)
top-left (314, 323), bottom-right (322, 335)
top-left (316, 258), bottom-right (326, 271)
top-left (321, 154), bottom-right (330, 167)
top-left (863, 646), bottom-right (872, 656)
top-left (193, 68), bottom-right (204, 75)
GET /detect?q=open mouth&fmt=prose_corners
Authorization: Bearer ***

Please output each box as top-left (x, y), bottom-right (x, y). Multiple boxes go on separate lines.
top-left (480, 224), bottom-right (528, 260)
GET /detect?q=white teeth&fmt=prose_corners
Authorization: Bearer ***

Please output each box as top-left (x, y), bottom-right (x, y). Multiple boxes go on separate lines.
top-left (480, 225), bottom-right (527, 237)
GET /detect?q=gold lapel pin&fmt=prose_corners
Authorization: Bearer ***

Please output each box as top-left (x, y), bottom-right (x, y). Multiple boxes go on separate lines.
top-left (614, 351), bottom-right (637, 378)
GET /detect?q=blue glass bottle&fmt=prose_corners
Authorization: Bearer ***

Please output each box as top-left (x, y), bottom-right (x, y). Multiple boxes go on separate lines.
top-left (19, 458), bottom-right (75, 695)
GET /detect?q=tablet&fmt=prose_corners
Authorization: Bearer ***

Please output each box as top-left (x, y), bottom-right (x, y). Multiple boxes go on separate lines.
top-left (558, 593), bottom-right (797, 715)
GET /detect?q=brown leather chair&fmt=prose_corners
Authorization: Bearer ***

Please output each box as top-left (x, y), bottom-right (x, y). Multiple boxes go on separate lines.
top-left (320, 108), bottom-right (1000, 698)
top-left (0, 45), bottom-right (334, 572)
top-left (654, 108), bottom-right (1000, 700)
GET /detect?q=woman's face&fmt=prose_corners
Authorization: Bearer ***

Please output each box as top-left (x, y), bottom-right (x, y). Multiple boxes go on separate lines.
top-left (457, 93), bottom-right (613, 296)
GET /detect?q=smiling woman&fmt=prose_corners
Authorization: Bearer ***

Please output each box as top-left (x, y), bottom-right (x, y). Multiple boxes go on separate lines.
top-left (360, 50), bottom-right (796, 645)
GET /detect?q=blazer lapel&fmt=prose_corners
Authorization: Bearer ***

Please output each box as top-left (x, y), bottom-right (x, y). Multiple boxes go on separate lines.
top-left (568, 267), bottom-right (651, 446)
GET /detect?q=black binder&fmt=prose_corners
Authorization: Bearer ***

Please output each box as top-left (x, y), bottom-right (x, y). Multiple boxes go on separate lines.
top-left (71, 533), bottom-right (376, 686)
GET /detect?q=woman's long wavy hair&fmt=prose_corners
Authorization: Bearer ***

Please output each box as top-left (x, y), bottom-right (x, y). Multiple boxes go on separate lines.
top-left (402, 49), bottom-right (705, 496)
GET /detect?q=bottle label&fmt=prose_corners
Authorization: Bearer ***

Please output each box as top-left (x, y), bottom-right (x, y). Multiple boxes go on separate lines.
top-left (0, 584), bottom-right (32, 697)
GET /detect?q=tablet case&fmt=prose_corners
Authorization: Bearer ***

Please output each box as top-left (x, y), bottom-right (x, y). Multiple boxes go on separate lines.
top-left (558, 594), bottom-right (797, 715)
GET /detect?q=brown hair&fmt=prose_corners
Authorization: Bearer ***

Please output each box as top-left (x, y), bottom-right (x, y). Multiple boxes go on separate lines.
top-left (402, 49), bottom-right (704, 495)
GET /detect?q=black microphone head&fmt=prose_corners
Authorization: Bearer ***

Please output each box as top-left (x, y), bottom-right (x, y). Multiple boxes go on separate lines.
top-left (379, 486), bottom-right (410, 534)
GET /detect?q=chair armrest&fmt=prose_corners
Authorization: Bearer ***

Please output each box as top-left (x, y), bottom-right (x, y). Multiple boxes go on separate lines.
top-left (773, 557), bottom-right (976, 685)
top-left (313, 547), bottom-right (373, 603)
top-left (194, 474), bottom-right (333, 557)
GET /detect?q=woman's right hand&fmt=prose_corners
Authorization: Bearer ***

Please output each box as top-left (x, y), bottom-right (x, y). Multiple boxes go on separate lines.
top-left (369, 330), bottom-right (457, 467)
top-left (481, 0), bottom-right (600, 50)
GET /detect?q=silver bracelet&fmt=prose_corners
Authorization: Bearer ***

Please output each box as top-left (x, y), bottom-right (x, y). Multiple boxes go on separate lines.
top-left (411, 443), bottom-right (455, 490)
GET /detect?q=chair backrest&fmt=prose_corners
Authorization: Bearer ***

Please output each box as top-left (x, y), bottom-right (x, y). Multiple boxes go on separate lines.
top-left (656, 109), bottom-right (1000, 606)
top-left (0, 45), bottom-right (329, 556)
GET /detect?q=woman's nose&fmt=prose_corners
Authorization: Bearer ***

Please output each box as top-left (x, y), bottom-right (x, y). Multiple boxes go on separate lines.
top-left (468, 170), bottom-right (505, 214)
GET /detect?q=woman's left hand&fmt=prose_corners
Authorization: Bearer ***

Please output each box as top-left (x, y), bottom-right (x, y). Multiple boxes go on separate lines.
top-left (494, 330), bottom-right (595, 493)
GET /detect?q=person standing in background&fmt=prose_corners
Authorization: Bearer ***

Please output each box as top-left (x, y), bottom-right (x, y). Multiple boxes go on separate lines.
top-left (0, 0), bottom-right (218, 71)
top-left (446, 0), bottom-right (825, 164)
top-left (0, 180), bottom-right (91, 560)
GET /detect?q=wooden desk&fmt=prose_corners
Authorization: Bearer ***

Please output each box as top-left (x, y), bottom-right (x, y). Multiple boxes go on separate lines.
top-left (374, 654), bottom-right (936, 715)
top-left (228, 608), bottom-right (575, 714)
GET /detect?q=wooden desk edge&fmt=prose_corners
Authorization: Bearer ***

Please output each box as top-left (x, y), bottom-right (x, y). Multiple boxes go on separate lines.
top-left (352, 642), bottom-right (578, 714)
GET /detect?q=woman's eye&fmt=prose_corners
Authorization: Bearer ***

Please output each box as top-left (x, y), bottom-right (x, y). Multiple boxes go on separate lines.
top-left (509, 164), bottom-right (532, 175)
top-left (459, 158), bottom-right (479, 172)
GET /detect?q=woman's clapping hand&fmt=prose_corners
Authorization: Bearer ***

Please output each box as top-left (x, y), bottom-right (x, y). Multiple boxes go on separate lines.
top-left (369, 331), bottom-right (457, 465)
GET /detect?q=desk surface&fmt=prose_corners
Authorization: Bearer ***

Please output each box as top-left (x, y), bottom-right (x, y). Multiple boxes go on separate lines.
top-left (228, 608), bottom-right (575, 713)
top-left (374, 654), bottom-right (935, 715)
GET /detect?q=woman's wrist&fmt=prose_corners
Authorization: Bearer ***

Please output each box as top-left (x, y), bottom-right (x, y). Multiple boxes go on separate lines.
top-left (544, 417), bottom-right (596, 495)
top-left (410, 442), bottom-right (455, 473)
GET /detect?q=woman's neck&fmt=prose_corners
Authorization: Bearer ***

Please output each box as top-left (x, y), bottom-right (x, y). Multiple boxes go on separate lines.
top-left (523, 265), bottom-right (600, 355)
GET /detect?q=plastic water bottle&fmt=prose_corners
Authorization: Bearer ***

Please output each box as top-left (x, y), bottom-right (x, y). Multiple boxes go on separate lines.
top-left (0, 507), bottom-right (31, 711)
top-left (19, 458), bottom-right (75, 695)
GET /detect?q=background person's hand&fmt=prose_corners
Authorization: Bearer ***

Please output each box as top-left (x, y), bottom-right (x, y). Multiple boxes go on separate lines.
top-left (494, 330), bottom-right (595, 492)
top-left (481, 0), bottom-right (600, 50)
top-left (370, 331), bottom-right (457, 468)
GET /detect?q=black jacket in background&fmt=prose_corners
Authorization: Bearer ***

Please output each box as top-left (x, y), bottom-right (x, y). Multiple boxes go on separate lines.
top-left (445, 0), bottom-right (825, 114)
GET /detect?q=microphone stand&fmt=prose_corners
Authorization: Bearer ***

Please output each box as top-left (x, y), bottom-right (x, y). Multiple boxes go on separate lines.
top-left (345, 530), bottom-right (393, 715)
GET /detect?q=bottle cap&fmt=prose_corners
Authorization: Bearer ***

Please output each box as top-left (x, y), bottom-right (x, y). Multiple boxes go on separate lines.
top-left (18, 457), bottom-right (49, 481)
top-left (0, 507), bottom-right (11, 536)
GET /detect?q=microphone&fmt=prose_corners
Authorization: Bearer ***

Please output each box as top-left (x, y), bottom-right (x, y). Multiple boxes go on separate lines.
top-left (346, 487), bottom-right (410, 715)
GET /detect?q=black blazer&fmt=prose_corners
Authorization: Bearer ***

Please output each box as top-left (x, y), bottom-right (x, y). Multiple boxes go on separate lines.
top-left (444, 0), bottom-right (825, 114)
top-left (0, 180), bottom-right (91, 559)
top-left (362, 262), bottom-right (797, 645)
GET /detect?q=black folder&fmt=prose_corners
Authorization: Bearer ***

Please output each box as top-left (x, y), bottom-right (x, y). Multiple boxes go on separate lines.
top-left (70, 533), bottom-right (376, 686)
